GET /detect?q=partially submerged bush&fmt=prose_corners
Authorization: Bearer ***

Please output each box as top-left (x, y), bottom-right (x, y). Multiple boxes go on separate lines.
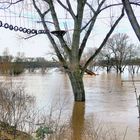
top-left (0, 82), bottom-right (35, 139)
top-left (0, 82), bottom-right (127, 140)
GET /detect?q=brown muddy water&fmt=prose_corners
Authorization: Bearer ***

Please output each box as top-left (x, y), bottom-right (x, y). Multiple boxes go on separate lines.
top-left (1, 69), bottom-right (140, 140)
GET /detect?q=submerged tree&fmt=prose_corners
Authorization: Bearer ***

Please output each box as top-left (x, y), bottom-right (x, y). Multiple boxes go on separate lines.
top-left (32, 0), bottom-right (124, 102)
top-left (98, 47), bottom-right (113, 73)
top-left (0, 0), bottom-right (125, 101)
top-left (103, 33), bottom-right (136, 73)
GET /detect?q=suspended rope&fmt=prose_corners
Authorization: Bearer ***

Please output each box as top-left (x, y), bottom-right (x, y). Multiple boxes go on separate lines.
top-left (13, 3), bottom-right (16, 26)
top-left (4, 9), bottom-right (7, 23)
top-left (18, 2), bottom-right (22, 29)
top-left (0, 0), bottom-right (42, 35)
top-left (0, 20), bottom-right (47, 34)
top-left (0, 0), bottom-right (73, 36)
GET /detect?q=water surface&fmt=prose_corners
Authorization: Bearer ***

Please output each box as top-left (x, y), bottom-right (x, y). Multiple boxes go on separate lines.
top-left (2, 70), bottom-right (140, 140)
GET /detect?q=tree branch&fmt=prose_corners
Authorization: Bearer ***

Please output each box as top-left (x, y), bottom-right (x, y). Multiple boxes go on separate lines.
top-left (100, 2), bottom-right (140, 12)
top-left (23, 34), bottom-right (38, 39)
top-left (32, 0), bottom-right (66, 65)
top-left (79, 0), bottom-right (106, 59)
top-left (66, 0), bottom-right (76, 19)
top-left (46, 0), bottom-right (71, 57)
top-left (79, 14), bottom-right (98, 59)
top-left (43, 9), bottom-right (50, 17)
top-left (100, 3), bottom-right (123, 12)
top-left (57, 0), bottom-right (76, 20)
top-left (32, 0), bottom-right (43, 18)
top-left (33, 0), bottom-right (71, 67)
top-left (82, 8), bottom-right (124, 74)
top-left (122, 0), bottom-right (140, 42)
top-left (0, 0), bottom-right (23, 4)
top-left (46, 0), bottom-right (60, 31)
top-left (0, 0), bottom-right (23, 9)
top-left (86, 2), bottom-right (96, 13)
top-left (80, 18), bottom-right (93, 31)
top-left (80, 1), bottom-right (97, 31)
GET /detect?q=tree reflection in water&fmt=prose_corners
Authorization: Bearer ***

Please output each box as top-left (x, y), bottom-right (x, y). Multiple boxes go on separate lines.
top-left (71, 102), bottom-right (85, 140)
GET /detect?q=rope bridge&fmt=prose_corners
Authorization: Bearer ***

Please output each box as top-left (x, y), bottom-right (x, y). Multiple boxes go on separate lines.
top-left (0, 0), bottom-right (72, 45)
top-left (0, 0), bottom-right (49, 35)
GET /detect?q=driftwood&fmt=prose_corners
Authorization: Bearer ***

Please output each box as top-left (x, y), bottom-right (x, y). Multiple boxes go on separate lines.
top-left (85, 69), bottom-right (96, 76)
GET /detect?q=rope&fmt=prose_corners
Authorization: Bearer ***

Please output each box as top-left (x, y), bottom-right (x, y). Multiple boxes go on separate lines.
top-left (0, 0), bottom-right (73, 35)
top-left (0, 20), bottom-right (46, 34)
top-left (13, 3), bottom-right (16, 26)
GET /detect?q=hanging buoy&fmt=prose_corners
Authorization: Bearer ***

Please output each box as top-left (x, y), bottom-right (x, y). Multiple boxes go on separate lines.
top-left (31, 29), bottom-right (37, 34)
top-left (9, 25), bottom-right (14, 30)
top-left (43, 30), bottom-right (46, 33)
top-left (42, 30), bottom-right (46, 34)
top-left (14, 26), bottom-right (18, 31)
top-left (27, 29), bottom-right (31, 34)
top-left (0, 20), bottom-right (47, 35)
top-left (0, 21), bottom-right (3, 27)
top-left (4, 23), bottom-right (9, 29)
top-left (19, 27), bottom-right (23, 32)
top-left (38, 30), bottom-right (44, 34)
top-left (23, 28), bottom-right (27, 33)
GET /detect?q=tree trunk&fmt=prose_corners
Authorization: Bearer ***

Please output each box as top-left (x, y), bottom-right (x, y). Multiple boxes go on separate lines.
top-left (122, 0), bottom-right (140, 41)
top-left (107, 66), bottom-right (111, 73)
top-left (119, 67), bottom-right (122, 73)
top-left (68, 71), bottom-right (85, 102)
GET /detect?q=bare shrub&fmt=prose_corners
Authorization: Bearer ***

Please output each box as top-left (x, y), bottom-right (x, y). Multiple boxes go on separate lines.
top-left (33, 102), bottom-right (126, 140)
top-left (0, 80), bottom-right (127, 140)
top-left (34, 98), bottom-right (71, 140)
top-left (0, 82), bottom-right (36, 136)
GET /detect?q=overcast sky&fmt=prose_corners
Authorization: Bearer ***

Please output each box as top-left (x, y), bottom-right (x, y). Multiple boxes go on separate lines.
top-left (0, 1), bottom-right (139, 59)
top-left (0, 28), bottom-right (51, 58)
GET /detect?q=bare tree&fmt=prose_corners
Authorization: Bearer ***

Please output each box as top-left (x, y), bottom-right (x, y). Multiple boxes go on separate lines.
top-left (98, 48), bottom-right (113, 72)
top-left (31, 0), bottom-right (124, 102)
top-left (104, 33), bottom-right (136, 73)
top-left (0, 82), bottom-right (36, 139)
top-left (0, 0), bottom-right (125, 101)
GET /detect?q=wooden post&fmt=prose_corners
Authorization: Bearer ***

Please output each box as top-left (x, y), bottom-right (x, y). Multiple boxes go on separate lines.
top-left (138, 95), bottom-right (140, 118)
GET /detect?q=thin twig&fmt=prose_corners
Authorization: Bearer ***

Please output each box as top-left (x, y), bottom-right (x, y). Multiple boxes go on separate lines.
top-left (122, 126), bottom-right (128, 140)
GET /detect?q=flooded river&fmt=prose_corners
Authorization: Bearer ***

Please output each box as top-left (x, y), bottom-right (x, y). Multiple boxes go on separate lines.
top-left (2, 69), bottom-right (140, 140)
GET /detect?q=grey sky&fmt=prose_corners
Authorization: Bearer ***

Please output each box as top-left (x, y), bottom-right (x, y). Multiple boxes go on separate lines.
top-left (0, 0), bottom-right (139, 58)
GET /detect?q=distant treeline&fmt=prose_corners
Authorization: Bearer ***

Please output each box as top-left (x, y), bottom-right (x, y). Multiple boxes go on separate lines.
top-left (97, 58), bottom-right (140, 66)
top-left (0, 54), bottom-right (140, 75)
top-left (21, 60), bottom-right (60, 69)
top-left (0, 55), bottom-right (60, 75)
